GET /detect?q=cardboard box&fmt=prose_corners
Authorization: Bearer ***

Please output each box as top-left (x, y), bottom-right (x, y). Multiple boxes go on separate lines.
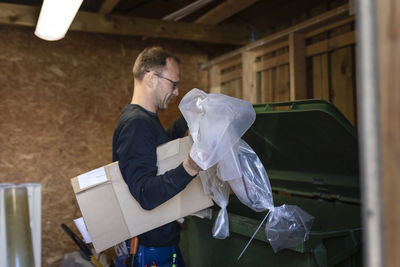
top-left (71, 137), bottom-right (213, 252)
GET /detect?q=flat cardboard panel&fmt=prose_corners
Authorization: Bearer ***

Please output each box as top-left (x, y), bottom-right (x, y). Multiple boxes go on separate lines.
top-left (119, 175), bottom-right (211, 238)
top-left (156, 137), bottom-right (189, 175)
top-left (75, 182), bottom-right (129, 252)
top-left (156, 137), bottom-right (181, 161)
top-left (71, 137), bottom-right (213, 252)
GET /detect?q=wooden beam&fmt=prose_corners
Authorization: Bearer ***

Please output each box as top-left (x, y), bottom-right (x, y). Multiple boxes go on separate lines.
top-left (254, 53), bottom-right (289, 72)
top-left (219, 56), bottom-right (241, 71)
top-left (307, 31), bottom-right (355, 57)
top-left (0, 3), bottom-right (247, 45)
top-left (305, 16), bottom-right (354, 38)
top-left (201, 4), bottom-right (349, 69)
top-left (220, 68), bottom-right (242, 83)
top-left (289, 32), bottom-right (307, 100)
top-left (98, 0), bottom-right (120, 14)
top-left (378, 0), bottom-right (400, 266)
top-left (242, 51), bottom-right (258, 103)
top-left (253, 41), bottom-right (289, 58)
top-left (195, 0), bottom-right (259, 25)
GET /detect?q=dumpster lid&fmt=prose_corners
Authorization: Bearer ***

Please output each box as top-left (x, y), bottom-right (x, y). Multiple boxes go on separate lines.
top-left (243, 100), bottom-right (360, 203)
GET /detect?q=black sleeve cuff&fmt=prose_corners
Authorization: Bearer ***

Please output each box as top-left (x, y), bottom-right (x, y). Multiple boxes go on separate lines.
top-left (169, 162), bottom-right (196, 190)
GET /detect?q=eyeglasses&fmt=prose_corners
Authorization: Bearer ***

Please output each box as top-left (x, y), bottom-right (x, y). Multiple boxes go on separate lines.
top-left (146, 70), bottom-right (179, 90)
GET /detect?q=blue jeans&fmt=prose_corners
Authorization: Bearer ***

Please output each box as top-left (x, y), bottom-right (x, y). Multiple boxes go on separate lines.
top-left (115, 244), bottom-right (186, 267)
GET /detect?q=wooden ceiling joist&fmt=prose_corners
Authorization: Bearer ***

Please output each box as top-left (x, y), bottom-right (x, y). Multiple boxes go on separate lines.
top-left (195, 0), bottom-right (259, 25)
top-left (0, 3), bottom-right (247, 45)
top-left (98, 0), bottom-right (120, 14)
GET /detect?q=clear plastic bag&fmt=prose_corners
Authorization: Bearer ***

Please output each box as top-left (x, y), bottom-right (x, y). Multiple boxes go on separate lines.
top-left (265, 204), bottom-right (314, 253)
top-left (199, 165), bottom-right (231, 239)
top-left (179, 89), bottom-right (315, 252)
top-left (179, 88), bottom-right (255, 171)
top-left (228, 139), bottom-right (274, 212)
top-left (217, 143), bottom-right (242, 181)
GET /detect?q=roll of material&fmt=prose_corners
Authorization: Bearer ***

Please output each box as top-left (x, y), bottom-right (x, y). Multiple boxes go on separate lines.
top-left (5, 186), bottom-right (35, 267)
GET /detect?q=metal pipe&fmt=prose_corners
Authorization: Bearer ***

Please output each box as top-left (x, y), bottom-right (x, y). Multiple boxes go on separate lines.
top-left (355, 0), bottom-right (385, 266)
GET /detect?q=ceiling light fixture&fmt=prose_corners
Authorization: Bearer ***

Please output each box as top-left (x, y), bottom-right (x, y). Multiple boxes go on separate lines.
top-left (34, 0), bottom-right (83, 41)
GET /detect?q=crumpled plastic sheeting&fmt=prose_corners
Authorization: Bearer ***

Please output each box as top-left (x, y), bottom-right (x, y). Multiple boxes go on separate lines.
top-left (179, 88), bottom-right (255, 172)
top-left (265, 204), bottom-right (315, 253)
top-left (180, 89), bottom-right (314, 252)
top-left (228, 139), bottom-right (274, 212)
top-left (199, 166), bottom-right (230, 239)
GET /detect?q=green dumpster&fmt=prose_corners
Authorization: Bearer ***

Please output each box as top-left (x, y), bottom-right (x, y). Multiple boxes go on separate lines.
top-left (180, 100), bottom-right (362, 267)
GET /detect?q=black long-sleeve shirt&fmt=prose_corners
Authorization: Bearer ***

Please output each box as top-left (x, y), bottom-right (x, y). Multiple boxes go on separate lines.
top-left (112, 104), bottom-right (194, 246)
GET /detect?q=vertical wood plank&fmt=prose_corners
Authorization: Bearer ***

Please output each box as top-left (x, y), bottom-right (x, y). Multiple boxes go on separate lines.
top-left (234, 78), bottom-right (242, 99)
top-left (209, 65), bottom-right (221, 93)
top-left (330, 46), bottom-right (355, 124)
top-left (242, 51), bottom-right (258, 103)
top-left (378, 0), bottom-right (400, 266)
top-left (261, 69), bottom-right (274, 102)
top-left (312, 53), bottom-right (330, 100)
top-left (274, 65), bottom-right (290, 102)
top-left (221, 80), bottom-right (240, 98)
top-left (289, 32), bottom-right (307, 100)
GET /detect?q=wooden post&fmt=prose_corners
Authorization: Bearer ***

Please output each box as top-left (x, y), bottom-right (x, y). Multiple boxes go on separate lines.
top-left (209, 65), bottom-right (221, 94)
top-left (289, 32), bottom-right (307, 100)
top-left (242, 51), bottom-right (258, 103)
top-left (378, 0), bottom-right (400, 266)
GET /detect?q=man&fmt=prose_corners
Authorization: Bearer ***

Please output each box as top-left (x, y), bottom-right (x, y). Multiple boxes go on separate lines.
top-left (112, 47), bottom-right (201, 266)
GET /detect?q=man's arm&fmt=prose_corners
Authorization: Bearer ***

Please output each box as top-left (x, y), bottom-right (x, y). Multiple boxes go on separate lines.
top-left (165, 115), bottom-right (187, 140)
top-left (116, 118), bottom-right (199, 210)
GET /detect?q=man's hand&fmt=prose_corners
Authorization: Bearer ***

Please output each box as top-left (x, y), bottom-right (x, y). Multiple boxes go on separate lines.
top-left (183, 155), bottom-right (202, 176)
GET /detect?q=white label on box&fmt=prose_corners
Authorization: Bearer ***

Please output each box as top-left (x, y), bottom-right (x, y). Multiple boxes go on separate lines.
top-left (74, 217), bottom-right (92, 243)
top-left (77, 167), bottom-right (107, 190)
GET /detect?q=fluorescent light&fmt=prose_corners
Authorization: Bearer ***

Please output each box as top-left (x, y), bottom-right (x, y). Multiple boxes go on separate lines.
top-left (35, 0), bottom-right (83, 41)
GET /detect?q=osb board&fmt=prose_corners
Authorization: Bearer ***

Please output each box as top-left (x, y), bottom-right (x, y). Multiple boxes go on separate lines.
top-left (0, 25), bottom-right (207, 266)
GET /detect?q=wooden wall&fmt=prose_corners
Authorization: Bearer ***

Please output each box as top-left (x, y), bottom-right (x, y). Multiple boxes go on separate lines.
top-left (0, 25), bottom-right (207, 266)
top-left (206, 4), bottom-right (357, 125)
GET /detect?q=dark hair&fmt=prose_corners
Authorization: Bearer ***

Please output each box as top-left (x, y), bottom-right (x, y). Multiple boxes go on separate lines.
top-left (132, 46), bottom-right (180, 81)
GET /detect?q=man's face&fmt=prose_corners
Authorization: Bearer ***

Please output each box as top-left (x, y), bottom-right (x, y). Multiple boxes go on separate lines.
top-left (155, 58), bottom-right (180, 110)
